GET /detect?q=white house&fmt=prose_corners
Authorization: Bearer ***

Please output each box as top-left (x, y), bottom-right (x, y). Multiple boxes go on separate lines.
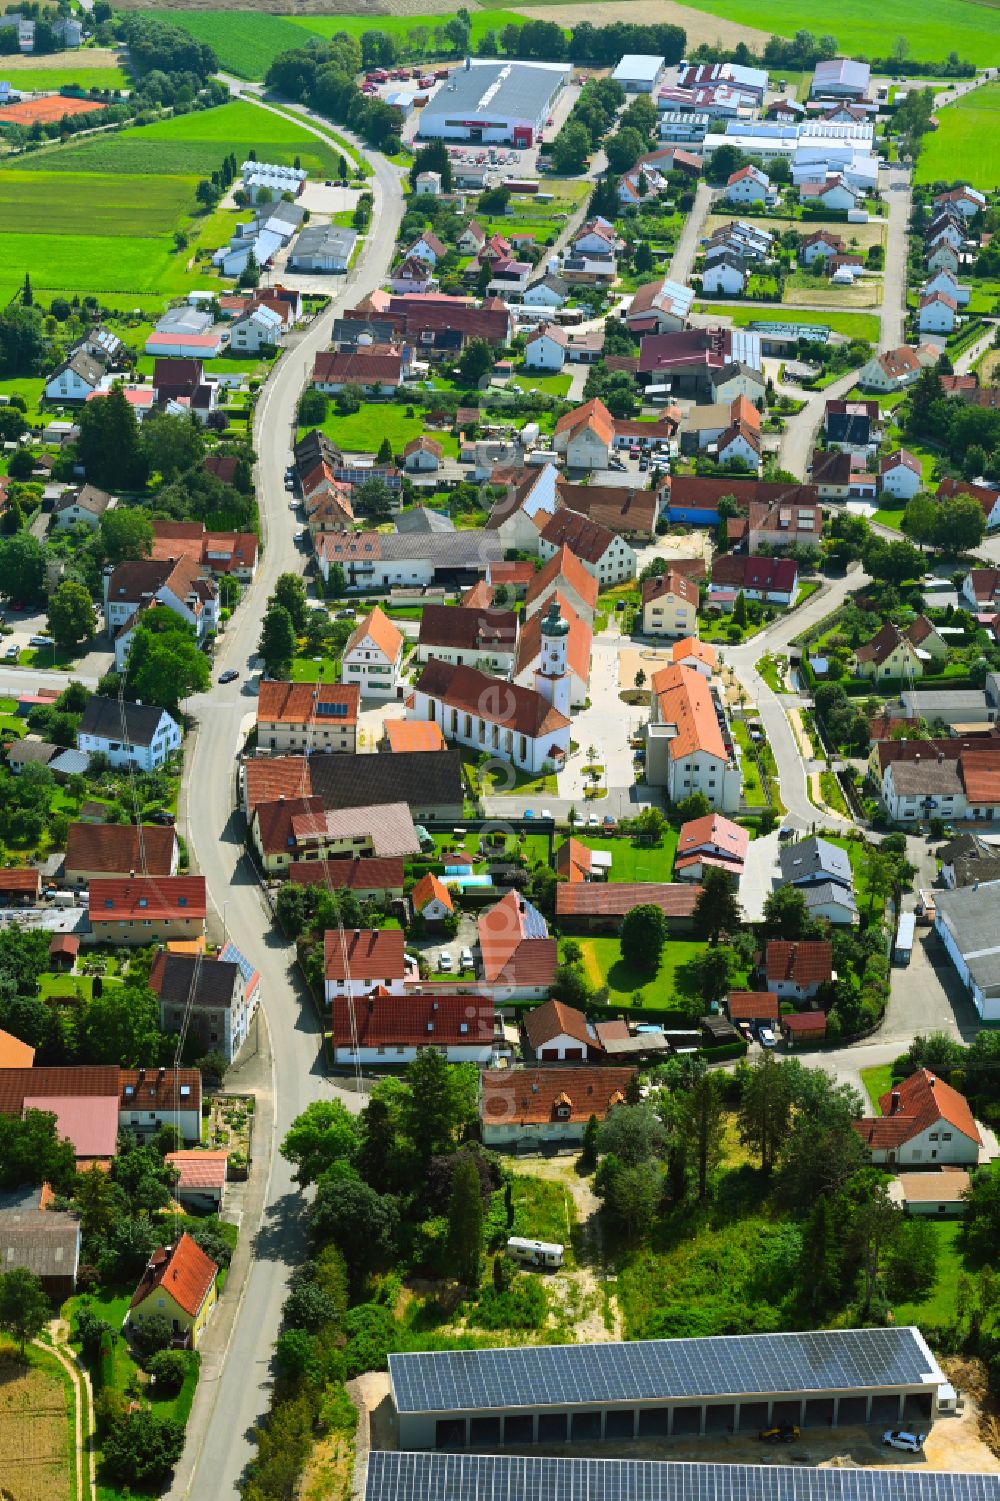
top-left (765, 939), bottom-right (832, 1000)
top-left (799, 176), bottom-right (859, 211)
top-left (702, 254), bottom-right (746, 296)
top-left (522, 273), bottom-right (569, 310)
top-left (725, 164), bottom-right (771, 205)
top-left (853, 1069), bottom-right (982, 1168)
top-left (918, 291), bottom-right (958, 336)
top-left (411, 871), bottom-right (455, 925)
top-left (77, 696), bottom-right (181, 773)
top-left (924, 268), bottom-right (971, 307)
top-left (523, 998), bottom-right (601, 1062)
top-left (411, 657), bottom-right (570, 777)
top-left (103, 556), bottom-right (219, 644)
top-left (537, 509), bottom-right (637, 588)
top-left (331, 991), bottom-right (496, 1066)
top-left (230, 305), bottom-right (283, 354)
top-left (640, 569), bottom-right (699, 638)
top-left (524, 323), bottom-right (568, 371)
top-left (800, 230), bottom-right (844, 266)
top-left (645, 662), bottom-right (742, 812)
top-left (52, 484), bottom-right (112, 532)
top-left (415, 170), bottom-right (442, 196)
top-left (552, 398), bottom-right (614, 470)
top-left (880, 449), bottom-right (922, 501)
top-left (44, 351), bottom-right (103, 403)
top-left (407, 231), bottom-right (446, 266)
top-left (341, 605), bottom-right (405, 700)
top-left (935, 185), bottom-right (986, 220)
top-left (402, 435), bottom-right (442, 472)
top-left (857, 345), bottom-right (922, 394)
top-left (572, 218), bottom-right (619, 257)
top-left (323, 928), bottom-right (407, 1003)
top-left (926, 239), bottom-right (961, 276)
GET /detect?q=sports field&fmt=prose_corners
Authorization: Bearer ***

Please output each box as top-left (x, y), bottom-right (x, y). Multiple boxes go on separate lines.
top-left (647, 0), bottom-right (1000, 66)
top-left (0, 99), bottom-right (341, 301)
top-left (915, 83), bottom-right (1000, 188)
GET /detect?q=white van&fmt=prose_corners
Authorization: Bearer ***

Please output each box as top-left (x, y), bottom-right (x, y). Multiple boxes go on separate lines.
top-left (506, 1237), bottom-right (564, 1269)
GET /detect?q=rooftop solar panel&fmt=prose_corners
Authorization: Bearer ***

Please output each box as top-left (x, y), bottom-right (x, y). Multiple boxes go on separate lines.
top-left (365, 1454), bottom-right (1000, 1501)
top-left (388, 1329), bottom-right (939, 1416)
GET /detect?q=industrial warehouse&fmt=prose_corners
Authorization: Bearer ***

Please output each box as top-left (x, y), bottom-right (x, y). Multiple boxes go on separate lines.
top-left (387, 1327), bottom-right (948, 1450)
top-left (417, 59), bottom-right (572, 146)
top-left (364, 1454), bottom-right (1000, 1501)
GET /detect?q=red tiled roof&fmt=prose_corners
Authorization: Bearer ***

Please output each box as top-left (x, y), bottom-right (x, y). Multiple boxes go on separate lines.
top-left (314, 346), bottom-right (403, 385)
top-left (726, 991), bottom-right (779, 1021)
top-left (412, 871), bottom-right (454, 914)
top-left (650, 663), bottom-right (727, 762)
top-left (415, 660), bottom-right (570, 740)
top-left (0, 1028), bottom-right (35, 1068)
top-left (960, 751), bottom-right (1000, 805)
top-left (556, 883), bottom-right (701, 919)
top-left (765, 940), bottom-right (832, 986)
top-left (23, 1093), bottom-right (118, 1159)
top-left (253, 795), bottom-right (323, 857)
top-left (783, 1011), bottom-right (827, 1036)
top-left (515, 592), bottom-right (591, 687)
top-left (478, 890), bottom-right (557, 986)
top-left (49, 934), bottom-right (80, 958)
top-left (676, 814), bottom-right (748, 864)
top-left (257, 681), bottom-right (359, 726)
top-left (344, 605), bottom-right (404, 664)
top-left (0, 867), bottom-right (40, 894)
top-left (65, 822), bottom-right (176, 877)
top-left (554, 837), bottom-right (593, 884)
top-left (323, 927), bottom-right (406, 982)
top-left (553, 398), bottom-right (615, 448)
top-left (711, 554), bottom-right (798, 592)
top-left (538, 509), bottom-right (618, 567)
top-left (481, 1066), bottom-right (635, 1126)
top-left (166, 1150), bottom-right (227, 1191)
top-left (525, 546), bottom-right (599, 612)
top-left (129, 1232), bottom-right (217, 1319)
top-left (876, 1067), bottom-right (981, 1144)
top-left (523, 998), bottom-right (597, 1052)
top-left (244, 757), bottom-right (310, 811)
top-left (641, 569), bottom-right (699, 609)
top-left (384, 720), bottom-right (446, 753)
top-left (332, 991), bottom-right (494, 1048)
top-left (287, 856), bottom-right (404, 891)
top-left (88, 876), bottom-right (206, 923)
top-left (417, 604), bottom-right (517, 655)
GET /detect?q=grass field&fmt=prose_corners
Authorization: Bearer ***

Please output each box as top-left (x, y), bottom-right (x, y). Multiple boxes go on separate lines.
top-left (657, 0), bottom-right (1000, 68)
top-left (0, 1342), bottom-right (73, 1501)
top-left (146, 9), bottom-right (529, 80)
top-left (0, 171), bottom-right (195, 236)
top-left (579, 934), bottom-right (723, 1010)
top-left (304, 405), bottom-right (460, 456)
top-left (5, 65), bottom-right (128, 91)
top-left (694, 304), bottom-right (881, 342)
top-left (860, 1063), bottom-right (895, 1113)
top-left (561, 831), bottom-right (679, 882)
top-left (893, 1219), bottom-right (966, 1327)
top-left (916, 84), bottom-right (1000, 188)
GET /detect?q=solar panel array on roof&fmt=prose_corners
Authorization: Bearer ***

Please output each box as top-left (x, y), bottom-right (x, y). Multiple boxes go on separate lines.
top-left (520, 898), bottom-right (548, 940)
top-left (365, 1453), bottom-right (1000, 1501)
top-left (388, 1328), bottom-right (939, 1415)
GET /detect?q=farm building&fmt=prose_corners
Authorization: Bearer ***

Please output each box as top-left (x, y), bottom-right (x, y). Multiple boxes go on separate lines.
top-left (418, 59), bottom-right (571, 147)
top-left (386, 1325), bottom-right (948, 1450)
top-left (363, 1454), bottom-right (997, 1501)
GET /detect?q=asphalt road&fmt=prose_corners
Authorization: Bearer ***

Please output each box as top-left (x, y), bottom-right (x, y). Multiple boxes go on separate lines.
top-left (668, 181), bottom-right (715, 285)
top-left (880, 164), bottom-right (912, 353)
top-left (161, 108), bottom-right (404, 1501)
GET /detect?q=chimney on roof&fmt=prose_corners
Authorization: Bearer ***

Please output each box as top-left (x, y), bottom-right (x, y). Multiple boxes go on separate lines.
top-left (138, 1067), bottom-right (145, 1082)
top-left (889, 1090), bottom-right (901, 1116)
top-left (928, 1074), bottom-right (936, 1088)
top-left (938, 751), bottom-right (944, 763)
top-left (130, 869), bottom-right (135, 879)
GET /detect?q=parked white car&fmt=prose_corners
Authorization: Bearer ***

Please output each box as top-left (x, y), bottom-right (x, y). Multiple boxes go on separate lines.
top-left (883, 1432), bottom-right (925, 1453)
top-left (460, 947), bottom-right (474, 970)
top-left (438, 950), bottom-right (453, 972)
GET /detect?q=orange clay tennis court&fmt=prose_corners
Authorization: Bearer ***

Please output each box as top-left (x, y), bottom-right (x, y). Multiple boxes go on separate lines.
top-left (0, 94), bottom-right (107, 125)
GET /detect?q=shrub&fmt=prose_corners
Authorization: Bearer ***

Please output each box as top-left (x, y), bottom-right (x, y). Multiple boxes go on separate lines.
top-left (131, 1312), bottom-right (174, 1361)
top-left (147, 1348), bottom-right (188, 1395)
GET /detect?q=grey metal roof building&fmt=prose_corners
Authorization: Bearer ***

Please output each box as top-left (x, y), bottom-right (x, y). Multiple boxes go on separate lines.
top-left (419, 60), bottom-right (571, 145)
top-left (365, 1453), bottom-right (1000, 1501)
top-left (388, 1327), bottom-right (946, 1450)
top-left (288, 223), bottom-right (358, 273)
top-left (612, 53), bottom-right (666, 92)
top-left (934, 878), bottom-right (1000, 1022)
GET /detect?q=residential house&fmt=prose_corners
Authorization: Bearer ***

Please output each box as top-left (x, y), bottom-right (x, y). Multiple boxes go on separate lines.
top-left (341, 606), bottom-right (405, 699)
top-left (717, 414), bottom-right (760, 471)
top-left (287, 855), bottom-right (405, 901)
top-left (536, 509), bottom-right (636, 588)
top-left (88, 875), bottom-right (207, 946)
top-left (332, 991), bottom-right (497, 1067)
top-left (571, 219), bottom-right (620, 257)
top-left (918, 291), bottom-right (958, 336)
top-left (304, 747), bottom-right (465, 823)
top-left (150, 521), bottom-right (257, 585)
top-left (745, 494), bottom-right (822, 552)
top-left (853, 1069), bottom-right (982, 1167)
top-left (165, 1152), bottom-right (228, 1213)
top-left (402, 436), bottom-right (442, 472)
top-left (323, 928), bottom-right (407, 1002)
top-left (523, 999), bottom-right (602, 1062)
top-left (801, 882), bottom-right (860, 925)
top-left (524, 545), bottom-right (599, 624)
top-left (854, 622), bottom-right (923, 682)
top-left (524, 323), bottom-right (568, 371)
top-left (811, 447), bottom-right (853, 501)
top-left (554, 837), bottom-right (610, 884)
top-left (725, 164), bottom-right (772, 205)
top-left (415, 170), bottom-right (441, 196)
top-left (313, 346), bottom-right (405, 395)
top-left (637, 327), bottom-right (763, 399)
top-left (103, 555), bottom-right (218, 643)
top-left (552, 398), bottom-right (615, 470)
top-left (557, 482), bottom-right (663, 542)
top-left (52, 484), bottom-right (112, 531)
top-left (77, 697), bottom-right (181, 772)
top-left (708, 554), bottom-right (798, 609)
top-left (942, 479), bottom-right (1000, 532)
top-left (625, 278), bottom-right (694, 335)
top-left (645, 662), bottom-right (741, 812)
top-left (478, 890), bottom-right (558, 1000)
top-left (924, 268), bottom-right (971, 307)
top-left (64, 821), bottom-right (178, 886)
top-left (556, 881), bottom-right (701, 933)
top-left (230, 305), bottom-right (284, 353)
top-left (457, 222), bottom-right (486, 255)
top-left (880, 449), bottom-right (922, 501)
top-left (513, 592), bottom-right (591, 708)
top-left (151, 357), bottom-right (218, 420)
top-left (127, 1234), bottom-right (218, 1350)
top-left (0, 1066), bottom-right (201, 1146)
top-left (672, 636), bottom-right (717, 679)
top-left (765, 939), bottom-right (833, 999)
top-left (483, 465), bottom-right (560, 552)
top-left (858, 345), bottom-right (923, 393)
top-left (640, 568), bottom-right (700, 638)
top-left (252, 796), bottom-right (418, 873)
top-left (411, 659), bottom-right (570, 776)
top-left (779, 835), bottom-right (853, 890)
top-left (799, 175), bottom-right (859, 211)
top-left (481, 1065), bottom-right (634, 1147)
top-left (411, 871), bottom-right (454, 925)
top-left (150, 946), bottom-right (260, 1064)
top-left (391, 256), bottom-right (435, 296)
top-left (935, 186), bottom-right (986, 220)
top-left (488, 258), bottom-right (531, 297)
top-left (674, 812), bottom-right (748, 883)
top-left (415, 603), bottom-right (518, 673)
top-left (926, 238), bottom-right (961, 276)
top-left (961, 566), bottom-right (1000, 611)
top-left (407, 231), bottom-right (447, 266)
top-left (256, 681), bottom-right (359, 755)
top-left (44, 351), bottom-right (103, 403)
top-left (317, 529), bottom-right (500, 591)
top-left (800, 230), bottom-right (845, 265)
top-left (702, 253), bottom-right (747, 297)
top-left (522, 274), bottom-right (569, 311)
top-left (824, 399), bottom-right (878, 451)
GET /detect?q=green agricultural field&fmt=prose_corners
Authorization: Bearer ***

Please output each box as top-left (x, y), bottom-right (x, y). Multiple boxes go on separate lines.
top-left (12, 99), bottom-right (340, 179)
top-left (0, 231), bottom-right (190, 297)
top-left (916, 84), bottom-right (1000, 188)
top-left (287, 11), bottom-right (531, 55)
top-left (663, 0), bottom-right (1000, 67)
top-left (2, 65), bottom-right (128, 90)
top-left (0, 171), bottom-right (194, 237)
top-left (145, 9), bottom-right (307, 79)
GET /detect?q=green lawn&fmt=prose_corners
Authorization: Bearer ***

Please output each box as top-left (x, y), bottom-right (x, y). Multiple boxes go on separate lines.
top-left (508, 1172), bottom-right (577, 1264)
top-left (289, 656), bottom-right (343, 684)
top-left (3, 64), bottom-right (128, 90)
top-left (916, 84), bottom-right (1000, 187)
top-left (873, 507), bottom-right (905, 531)
top-left (825, 834), bottom-right (884, 915)
top-left (304, 406), bottom-right (459, 457)
top-left (511, 372), bottom-right (572, 397)
top-left (893, 1220), bottom-right (967, 1328)
top-left (0, 170), bottom-right (196, 237)
top-left (695, 304), bottom-right (881, 343)
top-left (39, 973), bottom-right (94, 1002)
top-left (432, 829), bottom-right (550, 868)
top-left (562, 830), bottom-right (679, 883)
top-left (860, 1063), bottom-right (895, 1114)
top-left (579, 934), bottom-right (725, 1011)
